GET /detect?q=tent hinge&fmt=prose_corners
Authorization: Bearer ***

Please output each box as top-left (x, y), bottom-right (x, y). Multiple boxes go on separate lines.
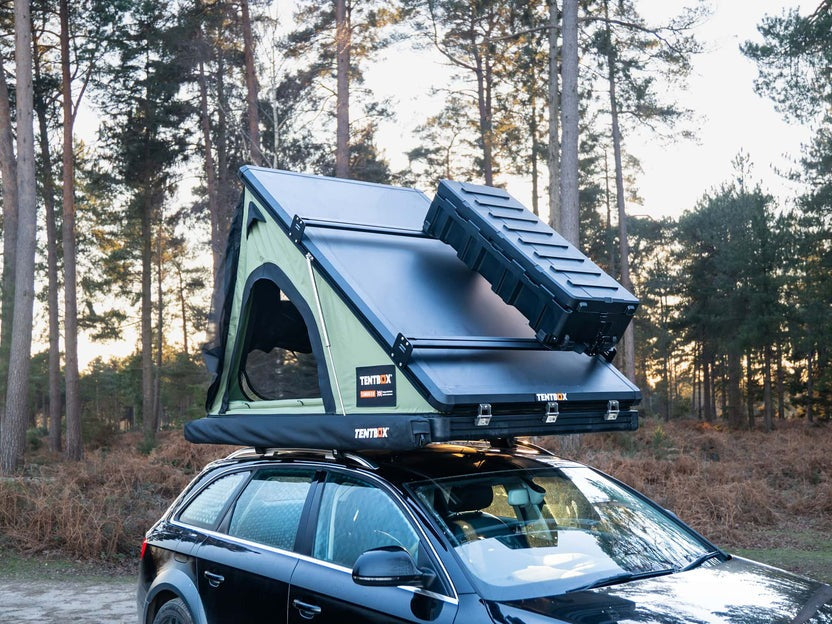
top-left (544, 401), bottom-right (559, 424)
top-left (290, 215), bottom-right (307, 246)
top-left (475, 404), bottom-right (492, 427)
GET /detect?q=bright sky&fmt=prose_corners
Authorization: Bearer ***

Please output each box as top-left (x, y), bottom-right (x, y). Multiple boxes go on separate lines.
top-left (362, 0), bottom-right (816, 221)
top-left (68, 0), bottom-right (817, 368)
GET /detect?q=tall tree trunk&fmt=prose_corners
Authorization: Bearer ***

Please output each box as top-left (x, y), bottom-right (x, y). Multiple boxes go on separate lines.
top-left (746, 351), bottom-right (754, 430)
top-left (776, 341), bottom-right (785, 420)
top-left (474, 52), bottom-right (494, 186)
top-left (335, 0), bottom-right (350, 178)
top-left (727, 348), bottom-right (743, 430)
top-left (719, 355), bottom-right (727, 420)
top-left (603, 0), bottom-right (634, 382)
top-left (177, 264), bottom-right (189, 359)
top-left (60, 0), bottom-right (82, 461)
top-left (690, 343), bottom-right (698, 419)
top-left (216, 48), bottom-right (229, 211)
top-left (703, 350), bottom-right (713, 422)
top-left (530, 94), bottom-right (539, 215)
top-left (197, 50), bottom-right (221, 280)
top-left (0, 65), bottom-right (19, 423)
top-left (154, 222), bottom-right (164, 430)
top-left (1, 0), bottom-right (38, 474)
top-left (141, 195), bottom-right (154, 442)
top-left (806, 350), bottom-right (814, 423)
top-left (240, 0), bottom-right (262, 165)
top-left (558, 0), bottom-right (579, 245)
top-left (763, 343), bottom-right (773, 432)
top-left (604, 150), bottom-right (614, 274)
top-left (33, 43), bottom-right (62, 454)
top-left (546, 0), bottom-right (560, 229)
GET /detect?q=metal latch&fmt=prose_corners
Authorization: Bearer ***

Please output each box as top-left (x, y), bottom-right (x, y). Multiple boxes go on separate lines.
top-left (475, 404), bottom-right (492, 427)
top-left (544, 401), bottom-right (559, 424)
top-left (604, 400), bottom-right (619, 421)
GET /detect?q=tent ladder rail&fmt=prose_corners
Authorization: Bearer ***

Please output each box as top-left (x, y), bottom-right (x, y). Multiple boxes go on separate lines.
top-left (307, 253), bottom-right (347, 415)
top-left (291, 215), bottom-right (427, 244)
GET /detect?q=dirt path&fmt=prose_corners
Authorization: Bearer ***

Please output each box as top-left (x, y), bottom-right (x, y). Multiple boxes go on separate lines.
top-left (0, 578), bottom-right (136, 623)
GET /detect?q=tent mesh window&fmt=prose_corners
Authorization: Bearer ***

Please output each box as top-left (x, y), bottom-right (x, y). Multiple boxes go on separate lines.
top-left (238, 279), bottom-right (322, 401)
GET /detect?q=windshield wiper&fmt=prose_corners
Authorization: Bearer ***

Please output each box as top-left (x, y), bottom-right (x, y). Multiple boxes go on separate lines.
top-left (571, 568), bottom-right (676, 592)
top-left (680, 550), bottom-right (723, 572)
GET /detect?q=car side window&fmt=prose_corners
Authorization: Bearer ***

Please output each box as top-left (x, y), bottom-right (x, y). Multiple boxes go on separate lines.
top-left (312, 473), bottom-right (420, 569)
top-left (179, 471), bottom-right (249, 530)
top-left (227, 469), bottom-right (315, 551)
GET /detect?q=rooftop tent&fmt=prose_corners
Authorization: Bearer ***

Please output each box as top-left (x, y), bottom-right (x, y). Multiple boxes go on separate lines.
top-left (186, 167), bottom-right (641, 451)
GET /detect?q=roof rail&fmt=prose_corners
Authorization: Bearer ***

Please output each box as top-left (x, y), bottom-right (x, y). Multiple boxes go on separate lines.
top-left (223, 447), bottom-right (377, 470)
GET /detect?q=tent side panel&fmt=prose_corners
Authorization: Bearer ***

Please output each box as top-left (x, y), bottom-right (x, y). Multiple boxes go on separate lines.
top-left (211, 190), bottom-right (435, 417)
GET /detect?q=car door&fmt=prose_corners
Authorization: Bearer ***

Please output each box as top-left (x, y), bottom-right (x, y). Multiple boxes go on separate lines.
top-left (192, 467), bottom-right (318, 624)
top-left (288, 470), bottom-right (458, 624)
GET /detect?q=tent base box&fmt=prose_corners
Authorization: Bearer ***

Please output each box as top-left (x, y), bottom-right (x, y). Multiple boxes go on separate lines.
top-left (184, 410), bottom-right (637, 451)
top-left (423, 181), bottom-right (639, 357)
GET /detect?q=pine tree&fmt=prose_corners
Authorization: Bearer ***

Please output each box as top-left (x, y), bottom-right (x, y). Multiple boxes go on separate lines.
top-left (1, 0), bottom-right (38, 474)
top-left (94, 0), bottom-right (191, 444)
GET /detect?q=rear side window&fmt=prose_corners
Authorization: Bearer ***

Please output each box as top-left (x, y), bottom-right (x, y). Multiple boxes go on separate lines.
top-left (312, 473), bottom-right (420, 568)
top-left (179, 471), bottom-right (249, 530)
top-left (228, 469), bottom-right (315, 551)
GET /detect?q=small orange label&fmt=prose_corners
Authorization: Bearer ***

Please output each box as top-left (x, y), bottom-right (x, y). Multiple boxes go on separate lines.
top-left (360, 390), bottom-right (377, 399)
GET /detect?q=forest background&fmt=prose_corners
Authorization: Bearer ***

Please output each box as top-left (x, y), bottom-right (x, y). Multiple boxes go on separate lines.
top-left (0, 0), bottom-right (829, 571)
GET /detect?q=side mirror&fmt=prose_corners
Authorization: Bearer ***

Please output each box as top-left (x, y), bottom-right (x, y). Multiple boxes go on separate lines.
top-left (352, 546), bottom-right (436, 588)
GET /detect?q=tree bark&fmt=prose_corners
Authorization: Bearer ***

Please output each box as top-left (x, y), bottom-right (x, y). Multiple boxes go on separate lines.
top-left (154, 221), bottom-right (164, 430)
top-left (604, 150), bottom-right (614, 274)
top-left (335, 0), bottom-right (350, 178)
top-left (703, 351), bottom-right (713, 422)
top-left (746, 351), bottom-right (754, 430)
top-left (240, 0), bottom-right (262, 165)
top-left (530, 94), bottom-right (539, 215)
top-left (603, 0), bottom-right (634, 382)
top-left (60, 0), bottom-right (82, 461)
top-left (176, 263), bottom-right (189, 359)
top-left (806, 350), bottom-right (814, 423)
top-left (727, 348), bottom-right (743, 429)
top-left (0, 64), bottom-right (19, 423)
top-left (776, 341), bottom-right (785, 420)
top-left (546, 0), bottom-right (560, 229)
top-left (473, 49), bottom-right (494, 186)
top-left (559, 0), bottom-right (579, 245)
top-left (197, 40), bottom-right (221, 280)
top-left (763, 343), bottom-right (773, 431)
top-left (141, 194), bottom-right (154, 442)
top-left (215, 47), bottom-right (232, 230)
top-left (33, 39), bottom-right (62, 453)
top-left (1, 0), bottom-right (38, 474)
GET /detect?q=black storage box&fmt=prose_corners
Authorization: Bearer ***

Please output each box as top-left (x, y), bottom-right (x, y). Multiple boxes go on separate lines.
top-left (423, 181), bottom-right (639, 357)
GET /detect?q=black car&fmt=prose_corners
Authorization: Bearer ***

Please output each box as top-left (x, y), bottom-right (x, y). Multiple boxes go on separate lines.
top-left (138, 441), bottom-right (832, 624)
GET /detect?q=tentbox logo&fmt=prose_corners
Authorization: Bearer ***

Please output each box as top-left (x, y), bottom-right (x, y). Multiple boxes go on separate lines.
top-left (354, 427), bottom-right (390, 439)
top-left (355, 365), bottom-right (397, 407)
top-left (536, 392), bottom-right (567, 402)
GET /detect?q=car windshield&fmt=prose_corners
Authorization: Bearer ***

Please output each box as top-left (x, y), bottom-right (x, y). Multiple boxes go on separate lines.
top-left (407, 464), bottom-right (711, 600)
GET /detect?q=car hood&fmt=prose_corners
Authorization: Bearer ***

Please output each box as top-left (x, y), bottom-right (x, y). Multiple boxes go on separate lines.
top-left (488, 557), bottom-right (832, 624)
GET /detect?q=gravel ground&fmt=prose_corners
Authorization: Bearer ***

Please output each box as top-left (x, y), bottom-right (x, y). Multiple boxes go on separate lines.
top-left (0, 578), bottom-right (137, 623)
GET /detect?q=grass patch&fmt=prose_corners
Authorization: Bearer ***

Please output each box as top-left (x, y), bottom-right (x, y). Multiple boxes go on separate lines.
top-left (731, 547), bottom-right (832, 584)
top-left (0, 548), bottom-right (134, 582)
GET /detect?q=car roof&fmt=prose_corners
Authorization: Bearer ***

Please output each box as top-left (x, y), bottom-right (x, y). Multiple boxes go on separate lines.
top-left (205, 442), bottom-right (584, 486)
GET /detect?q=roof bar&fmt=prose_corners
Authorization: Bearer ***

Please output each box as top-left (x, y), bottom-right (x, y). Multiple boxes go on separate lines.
top-left (391, 333), bottom-right (551, 367)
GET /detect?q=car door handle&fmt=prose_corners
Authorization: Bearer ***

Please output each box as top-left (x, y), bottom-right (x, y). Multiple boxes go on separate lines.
top-left (203, 571), bottom-right (225, 588)
top-left (292, 599), bottom-right (322, 619)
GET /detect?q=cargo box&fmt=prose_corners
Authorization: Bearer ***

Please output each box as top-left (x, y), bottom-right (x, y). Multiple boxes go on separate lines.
top-left (187, 168), bottom-right (641, 451)
top-left (424, 181), bottom-right (639, 358)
